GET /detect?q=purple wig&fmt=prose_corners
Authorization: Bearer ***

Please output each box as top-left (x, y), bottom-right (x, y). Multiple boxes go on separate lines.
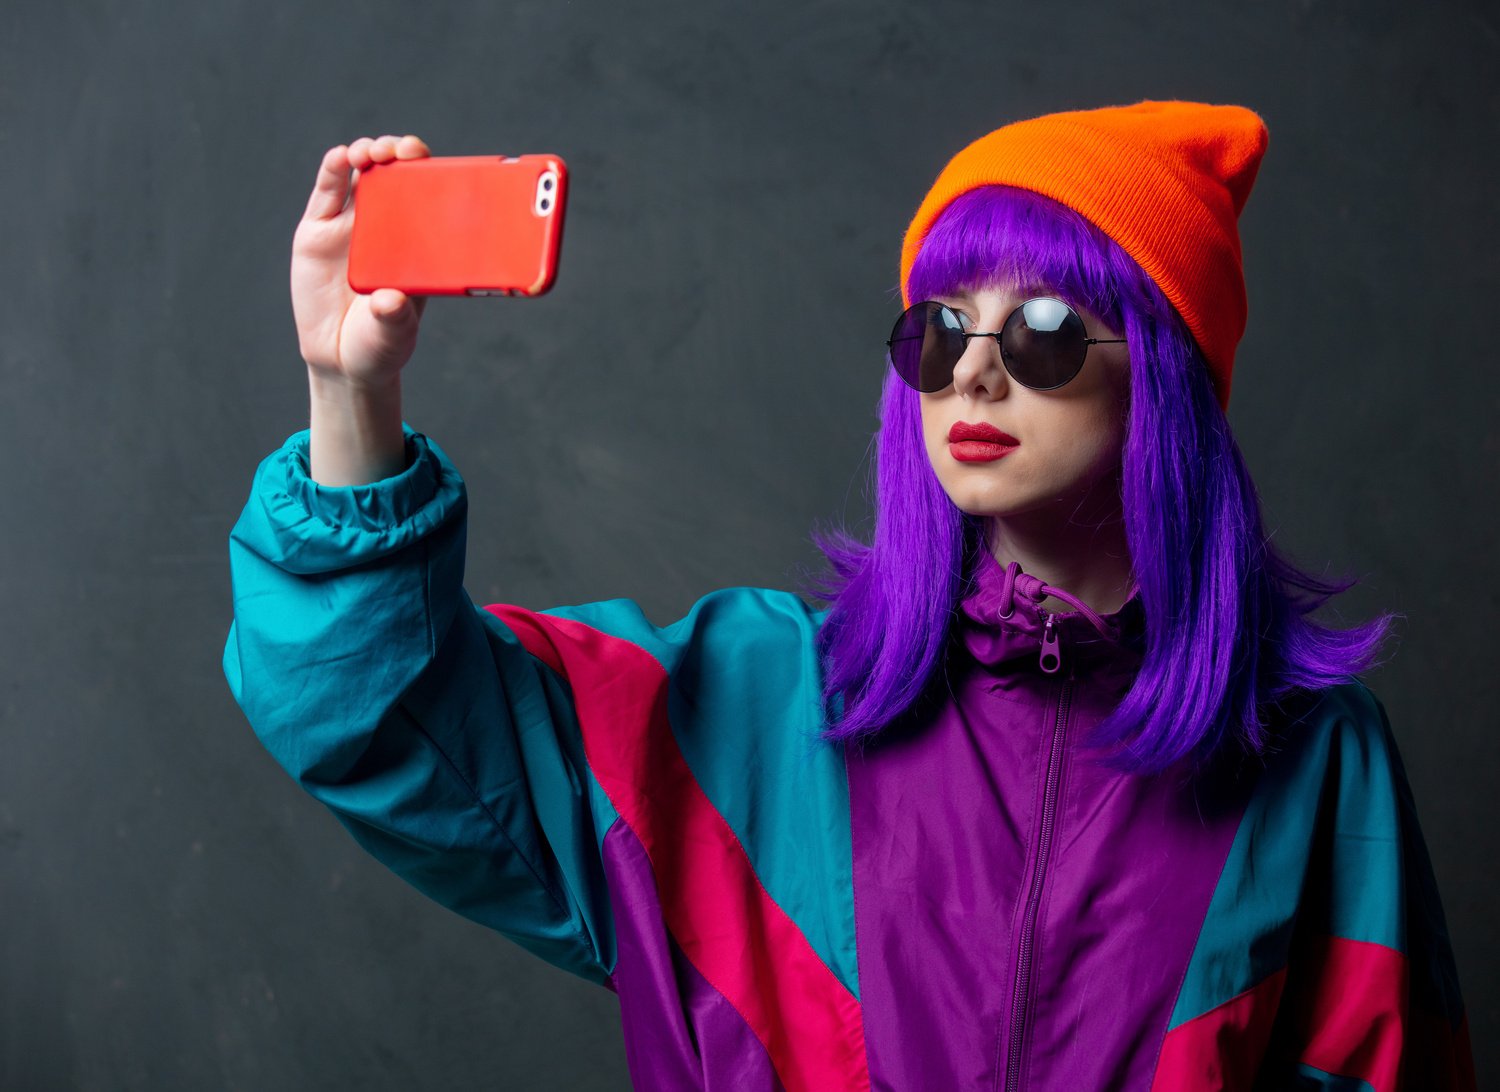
top-left (813, 185), bottom-right (1394, 774)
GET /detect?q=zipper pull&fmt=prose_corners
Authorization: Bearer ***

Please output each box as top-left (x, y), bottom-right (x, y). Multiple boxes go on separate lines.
top-left (1039, 613), bottom-right (1062, 675)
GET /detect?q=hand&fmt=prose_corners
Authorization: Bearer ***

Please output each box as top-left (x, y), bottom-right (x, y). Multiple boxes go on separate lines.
top-left (292, 134), bottom-right (431, 386)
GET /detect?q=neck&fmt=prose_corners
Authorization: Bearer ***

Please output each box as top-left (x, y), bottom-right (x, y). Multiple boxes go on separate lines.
top-left (985, 468), bottom-right (1136, 616)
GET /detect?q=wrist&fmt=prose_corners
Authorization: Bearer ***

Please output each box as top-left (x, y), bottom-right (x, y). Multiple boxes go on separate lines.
top-left (306, 362), bottom-right (401, 398)
top-left (306, 367), bottom-right (407, 486)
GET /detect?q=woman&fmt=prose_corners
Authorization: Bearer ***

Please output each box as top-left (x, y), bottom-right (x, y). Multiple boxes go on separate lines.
top-left (224, 102), bottom-right (1474, 1090)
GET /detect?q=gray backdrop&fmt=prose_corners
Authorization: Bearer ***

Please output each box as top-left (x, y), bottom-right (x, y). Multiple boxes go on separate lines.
top-left (4, 0), bottom-right (1496, 1088)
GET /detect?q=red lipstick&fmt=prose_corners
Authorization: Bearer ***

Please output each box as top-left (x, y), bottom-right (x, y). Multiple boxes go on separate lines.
top-left (948, 421), bottom-right (1020, 463)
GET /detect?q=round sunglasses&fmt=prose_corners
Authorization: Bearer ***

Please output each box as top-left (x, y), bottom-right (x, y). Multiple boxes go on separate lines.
top-left (886, 297), bottom-right (1125, 393)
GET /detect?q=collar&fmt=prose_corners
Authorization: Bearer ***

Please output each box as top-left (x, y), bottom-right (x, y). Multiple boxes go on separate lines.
top-left (955, 552), bottom-right (1146, 679)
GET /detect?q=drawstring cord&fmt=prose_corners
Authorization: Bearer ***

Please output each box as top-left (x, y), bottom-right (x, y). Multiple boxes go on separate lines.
top-left (993, 560), bottom-right (1122, 641)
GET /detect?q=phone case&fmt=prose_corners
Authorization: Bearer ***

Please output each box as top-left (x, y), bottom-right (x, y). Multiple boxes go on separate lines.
top-left (347, 154), bottom-right (567, 297)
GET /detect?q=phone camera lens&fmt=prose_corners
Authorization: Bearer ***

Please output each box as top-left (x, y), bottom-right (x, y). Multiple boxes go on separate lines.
top-left (542, 177), bottom-right (554, 192)
top-left (540, 197), bottom-right (552, 210)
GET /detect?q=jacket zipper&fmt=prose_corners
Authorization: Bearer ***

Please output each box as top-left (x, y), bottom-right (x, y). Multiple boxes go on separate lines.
top-left (1003, 613), bottom-right (1072, 1091)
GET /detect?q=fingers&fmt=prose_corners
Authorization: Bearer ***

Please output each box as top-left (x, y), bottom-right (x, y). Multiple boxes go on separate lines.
top-left (303, 135), bottom-right (430, 222)
top-left (349, 134), bottom-right (430, 169)
top-left (394, 134), bottom-right (430, 160)
top-left (346, 136), bottom-right (377, 170)
top-left (371, 134), bottom-right (430, 163)
top-left (303, 144), bottom-right (353, 221)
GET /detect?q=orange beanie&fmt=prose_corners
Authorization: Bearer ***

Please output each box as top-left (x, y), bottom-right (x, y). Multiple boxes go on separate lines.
top-left (899, 100), bottom-right (1268, 409)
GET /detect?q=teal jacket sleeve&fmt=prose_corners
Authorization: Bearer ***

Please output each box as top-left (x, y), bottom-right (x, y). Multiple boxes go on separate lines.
top-left (1262, 686), bottom-right (1474, 1088)
top-left (222, 426), bottom-right (617, 986)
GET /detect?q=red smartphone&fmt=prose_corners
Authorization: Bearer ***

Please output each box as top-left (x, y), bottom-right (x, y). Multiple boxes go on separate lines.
top-left (347, 154), bottom-right (568, 297)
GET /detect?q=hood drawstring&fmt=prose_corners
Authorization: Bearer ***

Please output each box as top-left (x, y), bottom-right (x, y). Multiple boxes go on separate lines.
top-left (993, 560), bottom-right (1124, 676)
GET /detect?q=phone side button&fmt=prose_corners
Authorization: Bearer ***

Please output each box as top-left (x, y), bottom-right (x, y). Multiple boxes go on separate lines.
top-left (467, 289), bottom-right (491, 296)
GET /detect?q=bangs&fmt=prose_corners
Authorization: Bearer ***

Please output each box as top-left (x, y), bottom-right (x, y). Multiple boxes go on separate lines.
top-left (904, 185), bottom-right (1134, 335)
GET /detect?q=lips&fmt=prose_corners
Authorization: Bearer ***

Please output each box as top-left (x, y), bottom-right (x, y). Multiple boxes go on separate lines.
top-left (948, 421), bottom-right (1019, 464)
top-left (948, 421), bottom-right (1020, 445)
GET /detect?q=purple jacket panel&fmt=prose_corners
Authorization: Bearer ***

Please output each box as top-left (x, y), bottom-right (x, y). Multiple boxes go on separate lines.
top-left (602, 819), bottom-right (787, 1091)
top-left (847, 554), bottom-right (1251, 1091)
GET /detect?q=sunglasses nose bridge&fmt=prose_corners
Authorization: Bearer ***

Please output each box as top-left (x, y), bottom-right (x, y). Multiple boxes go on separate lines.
top-left (952, 331), bottom-right (1010, 398)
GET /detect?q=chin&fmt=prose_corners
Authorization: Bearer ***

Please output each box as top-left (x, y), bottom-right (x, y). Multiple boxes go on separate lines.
top-left (947, 489), bottom-right (1042, 520)
top-left (942, 477), bottom-right (1085, 521)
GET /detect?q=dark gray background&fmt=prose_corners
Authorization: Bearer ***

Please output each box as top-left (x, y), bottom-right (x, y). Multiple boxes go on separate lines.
top-left (3, 0), bottom-right (1495, 1088)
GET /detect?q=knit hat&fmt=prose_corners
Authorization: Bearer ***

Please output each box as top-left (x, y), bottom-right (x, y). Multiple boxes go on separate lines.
top-left (899, 100), bottom-right (1269, 409)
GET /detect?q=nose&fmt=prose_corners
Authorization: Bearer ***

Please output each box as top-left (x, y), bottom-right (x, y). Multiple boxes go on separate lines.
top-left (951, 332), bottom-right (1010, 401)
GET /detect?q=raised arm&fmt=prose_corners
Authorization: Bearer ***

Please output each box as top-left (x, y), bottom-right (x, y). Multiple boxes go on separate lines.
top-left (221, 138), bottom-right (618, 983)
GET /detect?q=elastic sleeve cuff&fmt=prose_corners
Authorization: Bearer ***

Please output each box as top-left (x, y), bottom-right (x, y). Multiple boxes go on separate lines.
top-left (232, 423), bottom-right (468, 576)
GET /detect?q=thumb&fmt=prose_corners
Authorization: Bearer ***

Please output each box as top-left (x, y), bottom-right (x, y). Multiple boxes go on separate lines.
top-left (369, 288), bottom-right (416, 323)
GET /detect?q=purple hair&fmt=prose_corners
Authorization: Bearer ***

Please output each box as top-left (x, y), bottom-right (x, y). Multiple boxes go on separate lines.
top-left (812, 185), bottom-right (1395, 774)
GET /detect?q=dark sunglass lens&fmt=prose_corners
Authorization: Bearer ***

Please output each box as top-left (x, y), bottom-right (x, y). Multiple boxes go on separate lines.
top-left (1000, 297), bottom-right (1087, 389)
top-left (887, 302), bottom-right (965, 392)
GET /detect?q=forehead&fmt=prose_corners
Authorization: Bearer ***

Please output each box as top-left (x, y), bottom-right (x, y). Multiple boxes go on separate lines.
top-left (932, 282), bottom-right (1107, 325)
top-left (934, 280), bottom-right (1051, 302)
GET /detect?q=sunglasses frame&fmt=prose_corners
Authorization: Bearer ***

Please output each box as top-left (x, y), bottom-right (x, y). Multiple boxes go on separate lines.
top-left (885, 296), bottom-right (1127, 394)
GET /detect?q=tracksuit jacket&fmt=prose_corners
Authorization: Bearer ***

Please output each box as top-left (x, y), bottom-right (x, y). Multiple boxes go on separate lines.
top-left (223, 426), bottom-right (1475, 1091)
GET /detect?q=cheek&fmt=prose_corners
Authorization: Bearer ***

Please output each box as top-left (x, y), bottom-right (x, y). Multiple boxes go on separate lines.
top-left (1085, 401), bottom-right (1128, 458)
top-left (1054, 364), bottom-right (1131, 477)
top-left (918, 397), bottom-right (947, 464)
top-left (1059, 404), bottom-right (1127, 485)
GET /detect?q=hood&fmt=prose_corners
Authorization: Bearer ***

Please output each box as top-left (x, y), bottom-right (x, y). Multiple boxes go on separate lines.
top-left (956, 551), bottom-right (1147, 681)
